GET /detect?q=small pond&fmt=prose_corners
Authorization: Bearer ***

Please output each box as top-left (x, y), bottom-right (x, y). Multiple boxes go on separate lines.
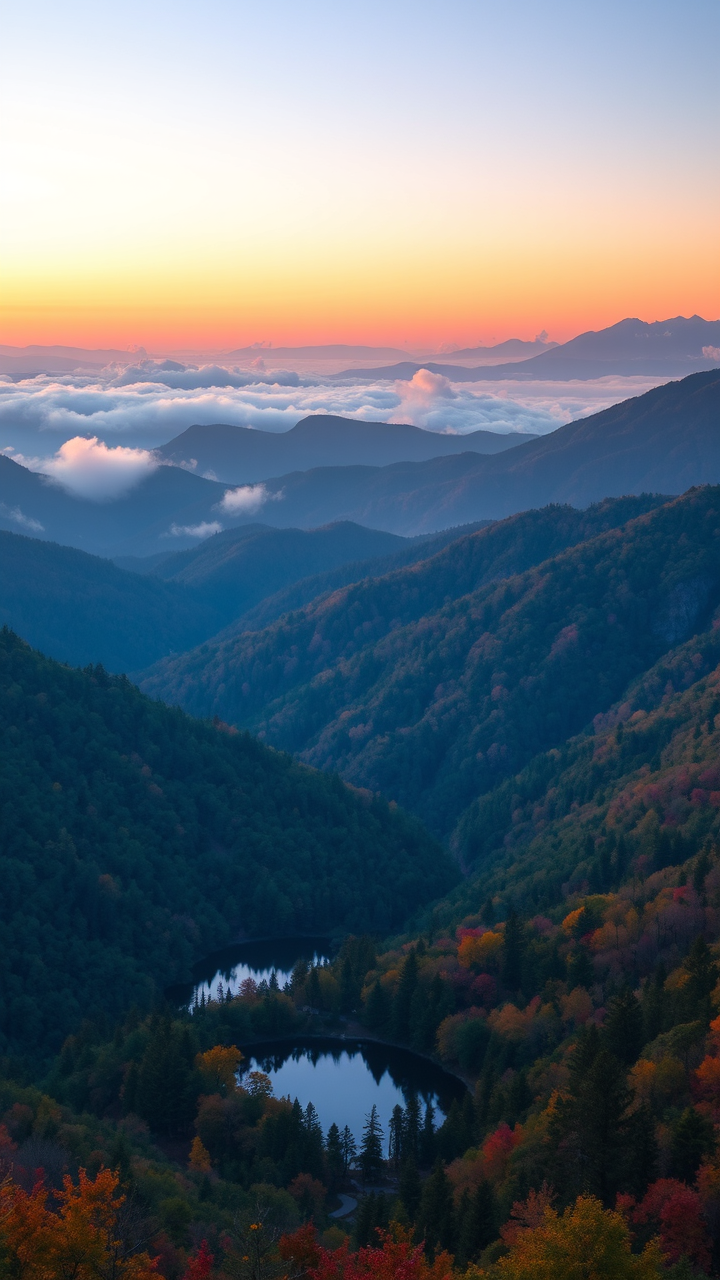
top-left (167, 938), bottom-right (467, 1149)
top-left (239, 1037), bottom-right (466, 1151)
top-left (167, 935), bottom-right (333, 1008)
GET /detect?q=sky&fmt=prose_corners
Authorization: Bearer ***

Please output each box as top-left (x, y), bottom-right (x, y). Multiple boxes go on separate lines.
top-left (1, 0), bottom-right (718, 352)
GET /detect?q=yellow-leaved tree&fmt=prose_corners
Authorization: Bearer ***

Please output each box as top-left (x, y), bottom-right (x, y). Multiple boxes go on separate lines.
top-left (468, 1195), bottom-right (662, 1280)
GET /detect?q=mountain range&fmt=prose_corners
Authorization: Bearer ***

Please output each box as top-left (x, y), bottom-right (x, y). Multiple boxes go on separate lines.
top-left (142, 489), bottom-right (704, 837)
top-left (156, 415), bottom-right (532, 484)
top-left (0, 518), bottom-right (491, 673)
top-left (339, 316), bottom-right (720, 381)
top-left (2, 370), bottom-right (718, 551)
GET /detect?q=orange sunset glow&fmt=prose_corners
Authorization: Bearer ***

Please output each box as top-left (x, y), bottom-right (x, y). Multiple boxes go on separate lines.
top-left (2, 1), bottom-right (717, 353)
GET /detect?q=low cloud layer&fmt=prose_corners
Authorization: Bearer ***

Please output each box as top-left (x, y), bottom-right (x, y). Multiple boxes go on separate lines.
top-left (0, 361), bottom-right (668, 504)
top-left (166, 520), bottom-right (223, 539)
top-left (37, 436), bottom-right (160, 500)
top-left (0, 502), bottom-right (44, 532)
top-left (219, 483), bottom-right (281, 516)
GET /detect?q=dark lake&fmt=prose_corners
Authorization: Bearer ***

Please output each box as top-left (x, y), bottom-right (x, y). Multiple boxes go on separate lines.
top-left (239, 1037), bottom-right (467, 1150)
top-left (167, 937), bottom-right (467, 1148)
top-left (167, 935), bottom-right (333, 1007)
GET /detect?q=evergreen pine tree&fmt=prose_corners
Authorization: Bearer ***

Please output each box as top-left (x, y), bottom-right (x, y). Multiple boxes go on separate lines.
top-left (417, 1161), bottom-right (455, 1261)
top-left (457, 1179), bottom-right (497, 1265)
top-left (135, 1018), bottom-right (197, 1135)
top-left (340, 1125), bottom-right (357, 1177)
top-left (624, 1102), bottom-right (658, 1199)
top-left (398, 1157), bottom-right (421, 1222)
top-left (365, 980), bottom-right (390, 1034)
top-left (603, 987), bottom-right (644, 1065)
top-left (567, 944), bottom-right (594, 990)
top-left (641, 963), bottom-right (668, 1042)
top-left (388, 1104), bottom-right (405, 1170)
top-left (420, 1101), bottom-right (436, 1167)
top-left (502, 909), bottom-right (524, 993)
top-left (684, 936), bottom-right (719, 1023)
top-left (359, 1104), bottom-right (384, 1184)
top-left (326, 1122), bottom-right (344, 1189)
top-left (404, 1093), bottom-right (421, 1165)
top-left (670, 1106), bottom-right (716, 1182)
top-left (308, 966), bottom-right (322, 1011)
top-left (392, 950), bottom-right (419, 1042)
top-left (339, 957), bottom-right (355, 1013)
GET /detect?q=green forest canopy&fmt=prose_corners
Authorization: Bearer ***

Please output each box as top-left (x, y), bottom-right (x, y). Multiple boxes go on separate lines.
top-left (0, 628), bottom-right (453, 1056)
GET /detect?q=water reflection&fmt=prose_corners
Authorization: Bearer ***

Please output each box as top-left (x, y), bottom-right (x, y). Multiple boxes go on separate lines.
top-left (240, 1037), bottom-right (466, 1150)
top-left (167, 935), bottom-right (333, 1008)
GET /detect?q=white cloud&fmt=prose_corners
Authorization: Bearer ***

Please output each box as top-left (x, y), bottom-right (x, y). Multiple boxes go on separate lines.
top-left (0, 366), bottom-right (672, 463)
top-left (219, 483), bottom-right (281, 515)
top-left (0, 502), bottom-right (44, 532)
top-left (703, 346), bottom-right (720, 362)
top-left (108, 360), bottom-right (302, 390)
top-left (166, 520), bottom-right (222, 539)
top-left (37, 436), bottom-right (159, 500)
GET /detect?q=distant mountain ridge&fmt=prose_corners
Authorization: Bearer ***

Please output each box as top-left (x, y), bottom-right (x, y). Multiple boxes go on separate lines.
top-left (338, 316), bottom-right (720, 382)
top-left (0, 521), bottom-right (426, 672)
top-left (2, 370), bottom-right (718, 547)
top-left (203, 370), bottom-right (719, 534)
top-left (156, 415), bottom-right (533, 485)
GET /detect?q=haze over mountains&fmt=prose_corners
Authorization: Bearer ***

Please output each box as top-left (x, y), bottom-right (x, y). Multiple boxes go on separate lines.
top-left (157, 414), bottom-right (532, 484)
top-left (339, 316), bottom-right (720, 382)
top-left (0, 519), bottom-right (490, 672)
top-left (1, 369), bottom-right (719, 550)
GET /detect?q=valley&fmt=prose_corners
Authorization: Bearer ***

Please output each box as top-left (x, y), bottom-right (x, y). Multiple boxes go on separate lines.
top-left (3, 362), bottom-right (720, 1274)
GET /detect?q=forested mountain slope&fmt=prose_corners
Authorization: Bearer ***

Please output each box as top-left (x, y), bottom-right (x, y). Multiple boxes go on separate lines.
top-left (0, 629), bottom-right (450, 1055)
top-left (0, 530), bottom-right (228, 671)
top-left (181, 519), bottom-right (493, 643)
top-left (140, 492), bottom-right (675, 832)
top-left (122, 521), bottom-right (406, 618)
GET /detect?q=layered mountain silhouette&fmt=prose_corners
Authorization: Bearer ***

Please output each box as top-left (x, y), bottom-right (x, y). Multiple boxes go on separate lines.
top-left (3, 370), bottom-right (718, 549)
top-left (340, 316), bottom-right (720, 381)
top-left (158, 371), bottom-right (718, 535)
top-left (0, 520), bottom-right (448, 671)
top-left (156, 415), bottom-right (532, 484)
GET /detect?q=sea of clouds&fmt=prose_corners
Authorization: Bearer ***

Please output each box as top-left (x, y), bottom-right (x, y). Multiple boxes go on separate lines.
top-left (0, 360), bottom-right (665, 500)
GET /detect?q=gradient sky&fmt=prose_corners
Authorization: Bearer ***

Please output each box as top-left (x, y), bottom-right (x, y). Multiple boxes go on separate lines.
top-left (1, 0), bottom-right (718, 351)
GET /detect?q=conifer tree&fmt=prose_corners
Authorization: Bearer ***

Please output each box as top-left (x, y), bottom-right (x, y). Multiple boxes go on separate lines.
top-left (417, 1161), bottom-right (455, 1260)
top-left (456, 1179), bottom-right (497, 1265)
top-left (359, 1105), bottom-right (384, 1184)
top-left (419, 1101), bottom-right (436, 1167)
top-left (670, 1106), bottom-right (715, 1182)
top-left (365, 980), bottom-right (390, 1035)
top-left (392, 950), bottom-right (419, 1042)
top-left (398, 1157), bottom-right (421, 1222)
top-left (502, 909), bottom-right (524, 992)
top-left (388, 1104), bottom-right (405, 1170)
top-left (340, 1125), bottom-right (357, 1177)
top-left (603, 987), bottom-right (644, 1065)
top-left (326, 1122), bottom-right (344, 1188)
top-left (404, 1094), bottom-right (421, 1165)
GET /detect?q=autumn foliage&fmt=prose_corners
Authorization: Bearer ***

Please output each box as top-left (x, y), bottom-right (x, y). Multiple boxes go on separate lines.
top-left (0, 1167), bottom-right (157, 1280)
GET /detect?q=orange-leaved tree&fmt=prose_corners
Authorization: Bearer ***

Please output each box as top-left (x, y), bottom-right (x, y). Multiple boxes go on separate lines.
top-left (195, 1044), bottom-right (244, 1095)
top-left (0, 1167), bottom-right (157, 1280)
top-left (485, 1195), bottom-right (662, 1280)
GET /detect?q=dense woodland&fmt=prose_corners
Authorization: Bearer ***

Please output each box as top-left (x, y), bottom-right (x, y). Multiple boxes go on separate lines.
top-left (0, 628), bottom-right (451, 1056)
top-left (6, 624), bottom-right (720, 1273)
top-left (6, 480), bottom-right (720, 1274)
top-left (142, 489), bottom-right (717, 838)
